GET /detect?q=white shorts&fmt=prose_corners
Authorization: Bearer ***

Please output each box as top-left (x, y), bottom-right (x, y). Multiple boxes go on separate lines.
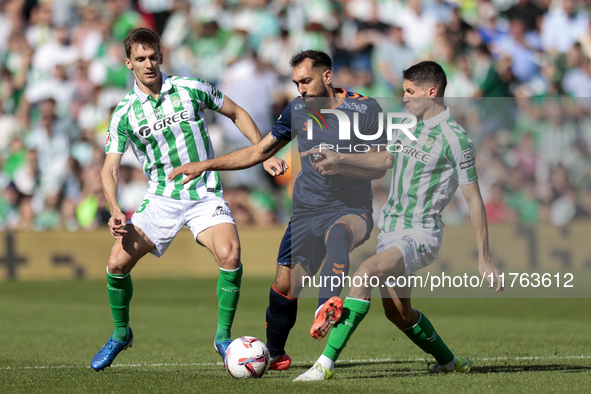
top-left (376, 228), bottom-right (442, 276)
top-left (129, 193), bottom-right (235, 257)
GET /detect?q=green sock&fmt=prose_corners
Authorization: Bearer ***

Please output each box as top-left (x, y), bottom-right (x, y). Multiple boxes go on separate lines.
top-left (401, 310), bottom-right (454, 365)
top-left (322, 297), bottom-right (371, 361)
top-left (107, 271), bottom-right (133, 342)
top-left (216, 264), bottom-right (242, 342)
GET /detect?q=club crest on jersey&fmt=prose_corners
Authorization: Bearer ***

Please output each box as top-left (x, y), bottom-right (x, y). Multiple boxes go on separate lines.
top-left (423, 137), bottom-right (435, 152)
top-left (172, 96), bottom-right (182, 107)
top-left (136, 109), bottom-right (191, 138)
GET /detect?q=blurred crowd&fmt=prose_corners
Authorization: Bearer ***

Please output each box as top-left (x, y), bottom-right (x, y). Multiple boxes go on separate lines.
top-left (0, 0), bottom-right (591, 231)
top-left (372, 97), bottom-right (591, 228)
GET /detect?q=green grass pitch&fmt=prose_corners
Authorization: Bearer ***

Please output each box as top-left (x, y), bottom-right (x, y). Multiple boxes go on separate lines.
top-left (0, 278), bottom-right (590, 393)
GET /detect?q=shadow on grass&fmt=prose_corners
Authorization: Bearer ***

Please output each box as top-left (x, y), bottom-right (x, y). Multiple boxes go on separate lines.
top-left (325, 360), bottom-right (591, 379)
top-left (335, 359), bottom-right (426, 368)
top-left (471, 364), bottom-right (591, 374)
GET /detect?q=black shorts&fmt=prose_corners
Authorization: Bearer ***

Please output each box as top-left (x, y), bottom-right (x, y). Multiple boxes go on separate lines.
top-left (276, 206), bottom-right (373, 275)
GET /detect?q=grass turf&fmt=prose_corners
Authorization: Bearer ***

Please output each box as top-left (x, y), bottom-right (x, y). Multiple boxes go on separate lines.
top-left (0, 278), bottom-right (589, 393)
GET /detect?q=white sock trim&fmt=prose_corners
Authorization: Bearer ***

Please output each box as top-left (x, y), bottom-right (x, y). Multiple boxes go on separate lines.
top-left (106, 266), bottom-right (131, 279)
top-left (442, 356), bottom-right (457, 371)
top-left (402, 310), bottom-right (422, 331)
top-left (318, 354), bottom-right (335, 370)
top-left (344, 296), bottom-right (371, 304)
top-left (219, 263), bottom-right (242, 272)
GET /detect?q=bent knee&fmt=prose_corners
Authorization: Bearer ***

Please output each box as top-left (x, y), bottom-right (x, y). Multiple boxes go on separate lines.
top-left (107, 252), bottom-right (134, 275)
top-left (273, 265), bottom-right (294, 297)
top-left (273, 280), bottom-right (292, 298)
top-left (354, 265), bottom-right (388, 282)
top-left (384, 308), bottom-right (416, 329)
top-left (216, 243), bottom-right (241, 270)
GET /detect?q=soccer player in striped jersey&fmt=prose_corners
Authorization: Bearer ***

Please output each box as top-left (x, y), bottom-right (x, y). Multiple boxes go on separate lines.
top-left (90, 28), bottom-right (286, 371)
top-left (295, 61), bottom-right (504, 381)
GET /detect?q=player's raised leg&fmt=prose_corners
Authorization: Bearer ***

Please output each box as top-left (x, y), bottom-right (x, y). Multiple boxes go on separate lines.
top-left (197, 222), bottom-right (242, 360)
top-left (380, 285), bottom-right (471, 373)
top-left (318, 214), bottom-right (369, 305)
top-left (295, 246), bottom-right (403, 381)
top-left (312, 215), bottom-right (367, 340)
top-left (91, 225), bottom-right (154, 371)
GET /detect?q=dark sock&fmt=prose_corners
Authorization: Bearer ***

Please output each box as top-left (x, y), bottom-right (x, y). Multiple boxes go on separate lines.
top-left (265, 286), bottom-right (297, 358)
top-left (318, 223), bottom-right (352, 308)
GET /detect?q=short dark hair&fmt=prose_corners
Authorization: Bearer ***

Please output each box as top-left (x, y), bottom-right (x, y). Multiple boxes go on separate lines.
top-left (124, 28), bottom-right (160, 58)
top-left (289, 50), bottom-right (332, 71)
top-left (403, 61), bottom-right (447, 96)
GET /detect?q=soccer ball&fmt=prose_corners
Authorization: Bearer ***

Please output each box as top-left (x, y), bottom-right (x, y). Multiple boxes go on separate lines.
top-left (224, 336), bottom-right (270, 378)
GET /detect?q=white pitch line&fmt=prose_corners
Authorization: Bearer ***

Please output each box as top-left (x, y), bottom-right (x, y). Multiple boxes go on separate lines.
top-left (1, 355), bottom-right (590, 371)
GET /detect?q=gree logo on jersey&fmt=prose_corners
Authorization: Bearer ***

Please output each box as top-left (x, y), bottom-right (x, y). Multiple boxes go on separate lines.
top-left (137, 109), bottom-right (190, 138)
top-left (306, 109), bottom-right (418, 142)
top-left (400, 145), bottom-right (433, 164)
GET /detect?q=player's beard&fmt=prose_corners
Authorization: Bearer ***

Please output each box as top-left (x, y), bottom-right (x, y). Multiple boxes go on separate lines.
top-left (303, 85), bottom-right (330, 111)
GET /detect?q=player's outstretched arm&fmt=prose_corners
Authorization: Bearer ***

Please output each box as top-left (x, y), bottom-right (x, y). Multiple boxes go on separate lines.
top-left (101, 153), bottom-right (128, 239)
top-left (460, 181), bottom-right (504, 293)
top-left (316, 162), bottom-right (386, 180)
top-left (216, 95), bottom-right (286, 176)
top-left (168, 133), bottom-right (289, 185)
top-left (308, 147), bottom-right (387, 180)
top-left (301, 147), bottom-right (394, 171)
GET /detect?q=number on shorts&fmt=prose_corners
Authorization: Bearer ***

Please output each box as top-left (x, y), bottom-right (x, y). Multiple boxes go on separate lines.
top-left (137, 199), bottom-right (150, 213)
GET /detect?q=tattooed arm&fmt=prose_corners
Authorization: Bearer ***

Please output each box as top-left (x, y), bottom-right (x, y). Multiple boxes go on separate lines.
top-left (168, 133), bottom-right (290, 185)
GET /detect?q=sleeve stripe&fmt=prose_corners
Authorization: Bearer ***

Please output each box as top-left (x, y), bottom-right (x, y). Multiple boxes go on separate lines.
top-left (441, 123), bottom-right (478, 185)
top-left (171, 78), bottom-right (224, 110)
top-left (106, 98), bottom-right (133, 154)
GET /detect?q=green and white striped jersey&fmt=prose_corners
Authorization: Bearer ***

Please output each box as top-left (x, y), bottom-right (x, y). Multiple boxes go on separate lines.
top-left (105, 73), bottom-right (224, 200)
top-left (379, 108), bottom-right (478, 233)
